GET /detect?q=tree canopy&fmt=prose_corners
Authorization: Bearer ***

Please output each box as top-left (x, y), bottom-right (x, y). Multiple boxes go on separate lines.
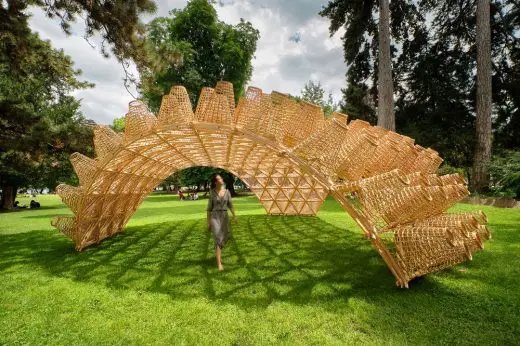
top-left (3, 0), bottom-right (157, 61)
top-left (138, 0), bottom-right (260, 111)
top-left (300, 80), bottom-right (339, 117)
top-left (0, 2), bottom-right (94, 209)
top-left (321, 0), bottom-right (520, 178)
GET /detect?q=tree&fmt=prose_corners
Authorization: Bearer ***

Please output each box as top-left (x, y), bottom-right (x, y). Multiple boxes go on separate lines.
top-left (301, 80), bottom-right (325, 106)
top-left (494, 45), bottom-right (520, 149)
top-left (472, 0), bottom-right (493, 192)
top-left (320, 0), bottom-right (419, 129)
top-left (0, 9), bottom-right (93, 209)
top-left (322, 0), bottom-right (519, 186)
top-left (300, 80), bottom-right (338, 117)
top-left (395, 37), bottom-right (476, 167)
top-left (416, 0), bottom-right (518, 184)
top-left (1, 0), bottom-right (160, 209)
top-left (377, 0), bottom-right (395, 130)
top-left (111, 116), bottom-right (125, 133)
top-left (138, 0), bottom-right (260, 111)
top-left (27, 116), bottom-right (95, 194)
top-left (3, 0), bottom-right (157, 60)
top-left (488, 150), bottom-right (520, 199)
top-left (2, 0), bottom-right (159, 94)
top-left (341, 84), bottom-right (376, 123)
top-left (161, 172), bottom-right (181, 192)
top-left (323, 92), bottom-right (340, 117)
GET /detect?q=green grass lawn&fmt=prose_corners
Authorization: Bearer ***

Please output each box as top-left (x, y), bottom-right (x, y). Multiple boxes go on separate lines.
top-left (1, 193), bottom-right (519, 345)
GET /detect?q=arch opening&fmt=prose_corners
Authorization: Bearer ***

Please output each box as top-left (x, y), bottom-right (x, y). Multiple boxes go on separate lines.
top-left (52, 120), bottom-right (330, 251)
top-left (151, 163), bottom-right (327, 218)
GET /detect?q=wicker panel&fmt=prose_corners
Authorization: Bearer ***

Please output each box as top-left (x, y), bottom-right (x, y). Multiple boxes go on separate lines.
top-left (51, 216), bottom-right (77, 240)
top-left (215, 81), bottom-right (235, 115)
top-left (292, 118), bottom-right (350, 177)
top-left (234, 86), bottom-right (263, 128)
top-left (394, 225), bottom-right (473, 280)
top-left (199, 92), bottom-right (232, 124)
top-left (93, 126), bottom-right (122, 160)
top-left (157, 94), bottom-right (190, 126)
top-left (282, 101), bottom-right (325, 147)
top-left (169, 85), bottom-right (194, 121)
top-left (194, 87), bottom-right (214, 120)
top-left (124, 101), bottom-right (156, 143)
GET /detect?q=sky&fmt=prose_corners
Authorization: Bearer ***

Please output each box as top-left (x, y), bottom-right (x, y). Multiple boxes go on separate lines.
top-left (28, 0), bottom-right (346, 125)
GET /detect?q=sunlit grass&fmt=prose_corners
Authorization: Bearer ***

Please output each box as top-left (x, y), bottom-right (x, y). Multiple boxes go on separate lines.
top-left (0, 193), bottom-right (519, 345)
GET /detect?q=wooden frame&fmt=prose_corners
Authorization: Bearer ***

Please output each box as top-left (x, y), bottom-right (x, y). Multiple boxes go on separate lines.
top-left (52, 81), bottom-right (490, 288)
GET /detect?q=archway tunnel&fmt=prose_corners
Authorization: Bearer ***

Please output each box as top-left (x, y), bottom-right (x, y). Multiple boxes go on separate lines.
top-left (52, 81), bottom-right (490, 288)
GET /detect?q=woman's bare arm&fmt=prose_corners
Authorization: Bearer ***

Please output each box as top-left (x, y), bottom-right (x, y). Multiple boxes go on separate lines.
top-left (207, 193), bottom-right (213, 231)
top-left (227, 191), bottom-right (237, 223)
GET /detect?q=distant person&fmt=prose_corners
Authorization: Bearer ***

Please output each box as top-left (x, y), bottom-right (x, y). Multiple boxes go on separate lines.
top-left (207, 174), bottom-right (237, 271)
top-left (30, 200), bottom-right (40, 208)
top-left (193, 192), bottom-right (199, 200)
top-left (178, 190), bottom-right (185, 201)
top-left (14, 201), bottom-right (27, 209)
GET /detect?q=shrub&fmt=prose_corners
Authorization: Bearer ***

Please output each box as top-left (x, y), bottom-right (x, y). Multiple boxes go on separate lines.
top-left (488, 151), bottom-right (520, 199)
top-left (437, 164), bottom-right (466, 178)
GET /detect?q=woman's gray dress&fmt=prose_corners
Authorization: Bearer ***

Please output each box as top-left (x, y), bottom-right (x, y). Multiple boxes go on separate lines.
top-left (207, 188), bottom-right (233, 249)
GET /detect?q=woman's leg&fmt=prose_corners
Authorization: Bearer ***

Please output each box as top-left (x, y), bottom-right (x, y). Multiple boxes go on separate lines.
top-left (215, 245), bottom-right (224, 271)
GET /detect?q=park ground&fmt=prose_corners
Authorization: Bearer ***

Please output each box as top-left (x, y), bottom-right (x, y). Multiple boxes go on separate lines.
top-left (0, 193), bottom-right (519, 345)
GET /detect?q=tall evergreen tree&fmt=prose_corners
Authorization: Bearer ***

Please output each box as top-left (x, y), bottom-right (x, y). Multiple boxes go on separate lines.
top-left (300, 80), bottom-right (338, 117)
top-left (301, 80), bottom-right (326, 106)
top-left (418, 0), bottom-right (518, 183)
top-left (0, 5), bottom-right (93, 209)
top-left (473, 0), bottom-right (493, 192)
top-left (377, 0), bottom-right (395, 130)
top-left (2, 0), bottom-right (157, 63)
top-left (322, 0), bottom-right (518, 187)
top-left (320, 0), bottom-right (422, 127)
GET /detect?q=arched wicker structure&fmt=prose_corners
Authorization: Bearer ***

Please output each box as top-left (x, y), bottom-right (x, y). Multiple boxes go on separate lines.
top-left (52, 81), bottom-right (490, 288)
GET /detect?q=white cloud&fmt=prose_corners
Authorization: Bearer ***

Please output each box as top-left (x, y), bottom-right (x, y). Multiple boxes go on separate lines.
top-left (27, 0), bottom-right (346, 125)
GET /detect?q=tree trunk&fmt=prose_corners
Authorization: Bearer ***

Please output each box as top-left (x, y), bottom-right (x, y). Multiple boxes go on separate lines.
top-left (472, 0), bottom-right (492, 193)
top-left (1, 185), bottom-right (16, 210)
top-left (377, 0), bottom-right (395, 131)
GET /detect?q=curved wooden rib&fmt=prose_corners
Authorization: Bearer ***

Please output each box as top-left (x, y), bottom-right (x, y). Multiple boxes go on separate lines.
top-left (52, 81), bottom-right (490, 288)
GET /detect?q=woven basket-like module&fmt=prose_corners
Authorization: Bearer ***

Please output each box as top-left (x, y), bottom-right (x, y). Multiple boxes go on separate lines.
top-left (52, 81), bottom-right (489, 288)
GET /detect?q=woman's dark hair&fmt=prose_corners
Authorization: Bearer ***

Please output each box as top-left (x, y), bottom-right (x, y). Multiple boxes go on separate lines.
top-left (210, 174), bottom-right (222, 189)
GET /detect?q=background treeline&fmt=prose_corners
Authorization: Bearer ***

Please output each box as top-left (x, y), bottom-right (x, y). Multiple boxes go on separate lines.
top-left (1, 0), bottom-right (518, 209)
top-left (320, 0), bottom-right (519, 198)
top-left (0, 0), bottom-right (157, 209)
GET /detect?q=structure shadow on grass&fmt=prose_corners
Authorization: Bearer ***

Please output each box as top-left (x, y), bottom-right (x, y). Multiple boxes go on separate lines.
top-left (0, 215), bottom-right (419, 306)
top-left (1, 211), bottom-right (518, 344)
top-left (0, 205), bottom-right (64, 214)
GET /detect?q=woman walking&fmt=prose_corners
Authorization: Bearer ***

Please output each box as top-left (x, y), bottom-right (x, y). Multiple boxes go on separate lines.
top-left (207, 174), bottom-right (237, 271)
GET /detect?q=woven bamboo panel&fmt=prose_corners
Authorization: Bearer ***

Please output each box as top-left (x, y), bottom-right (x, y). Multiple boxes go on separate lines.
top-left (53, 81), bottom-right (490, 288)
